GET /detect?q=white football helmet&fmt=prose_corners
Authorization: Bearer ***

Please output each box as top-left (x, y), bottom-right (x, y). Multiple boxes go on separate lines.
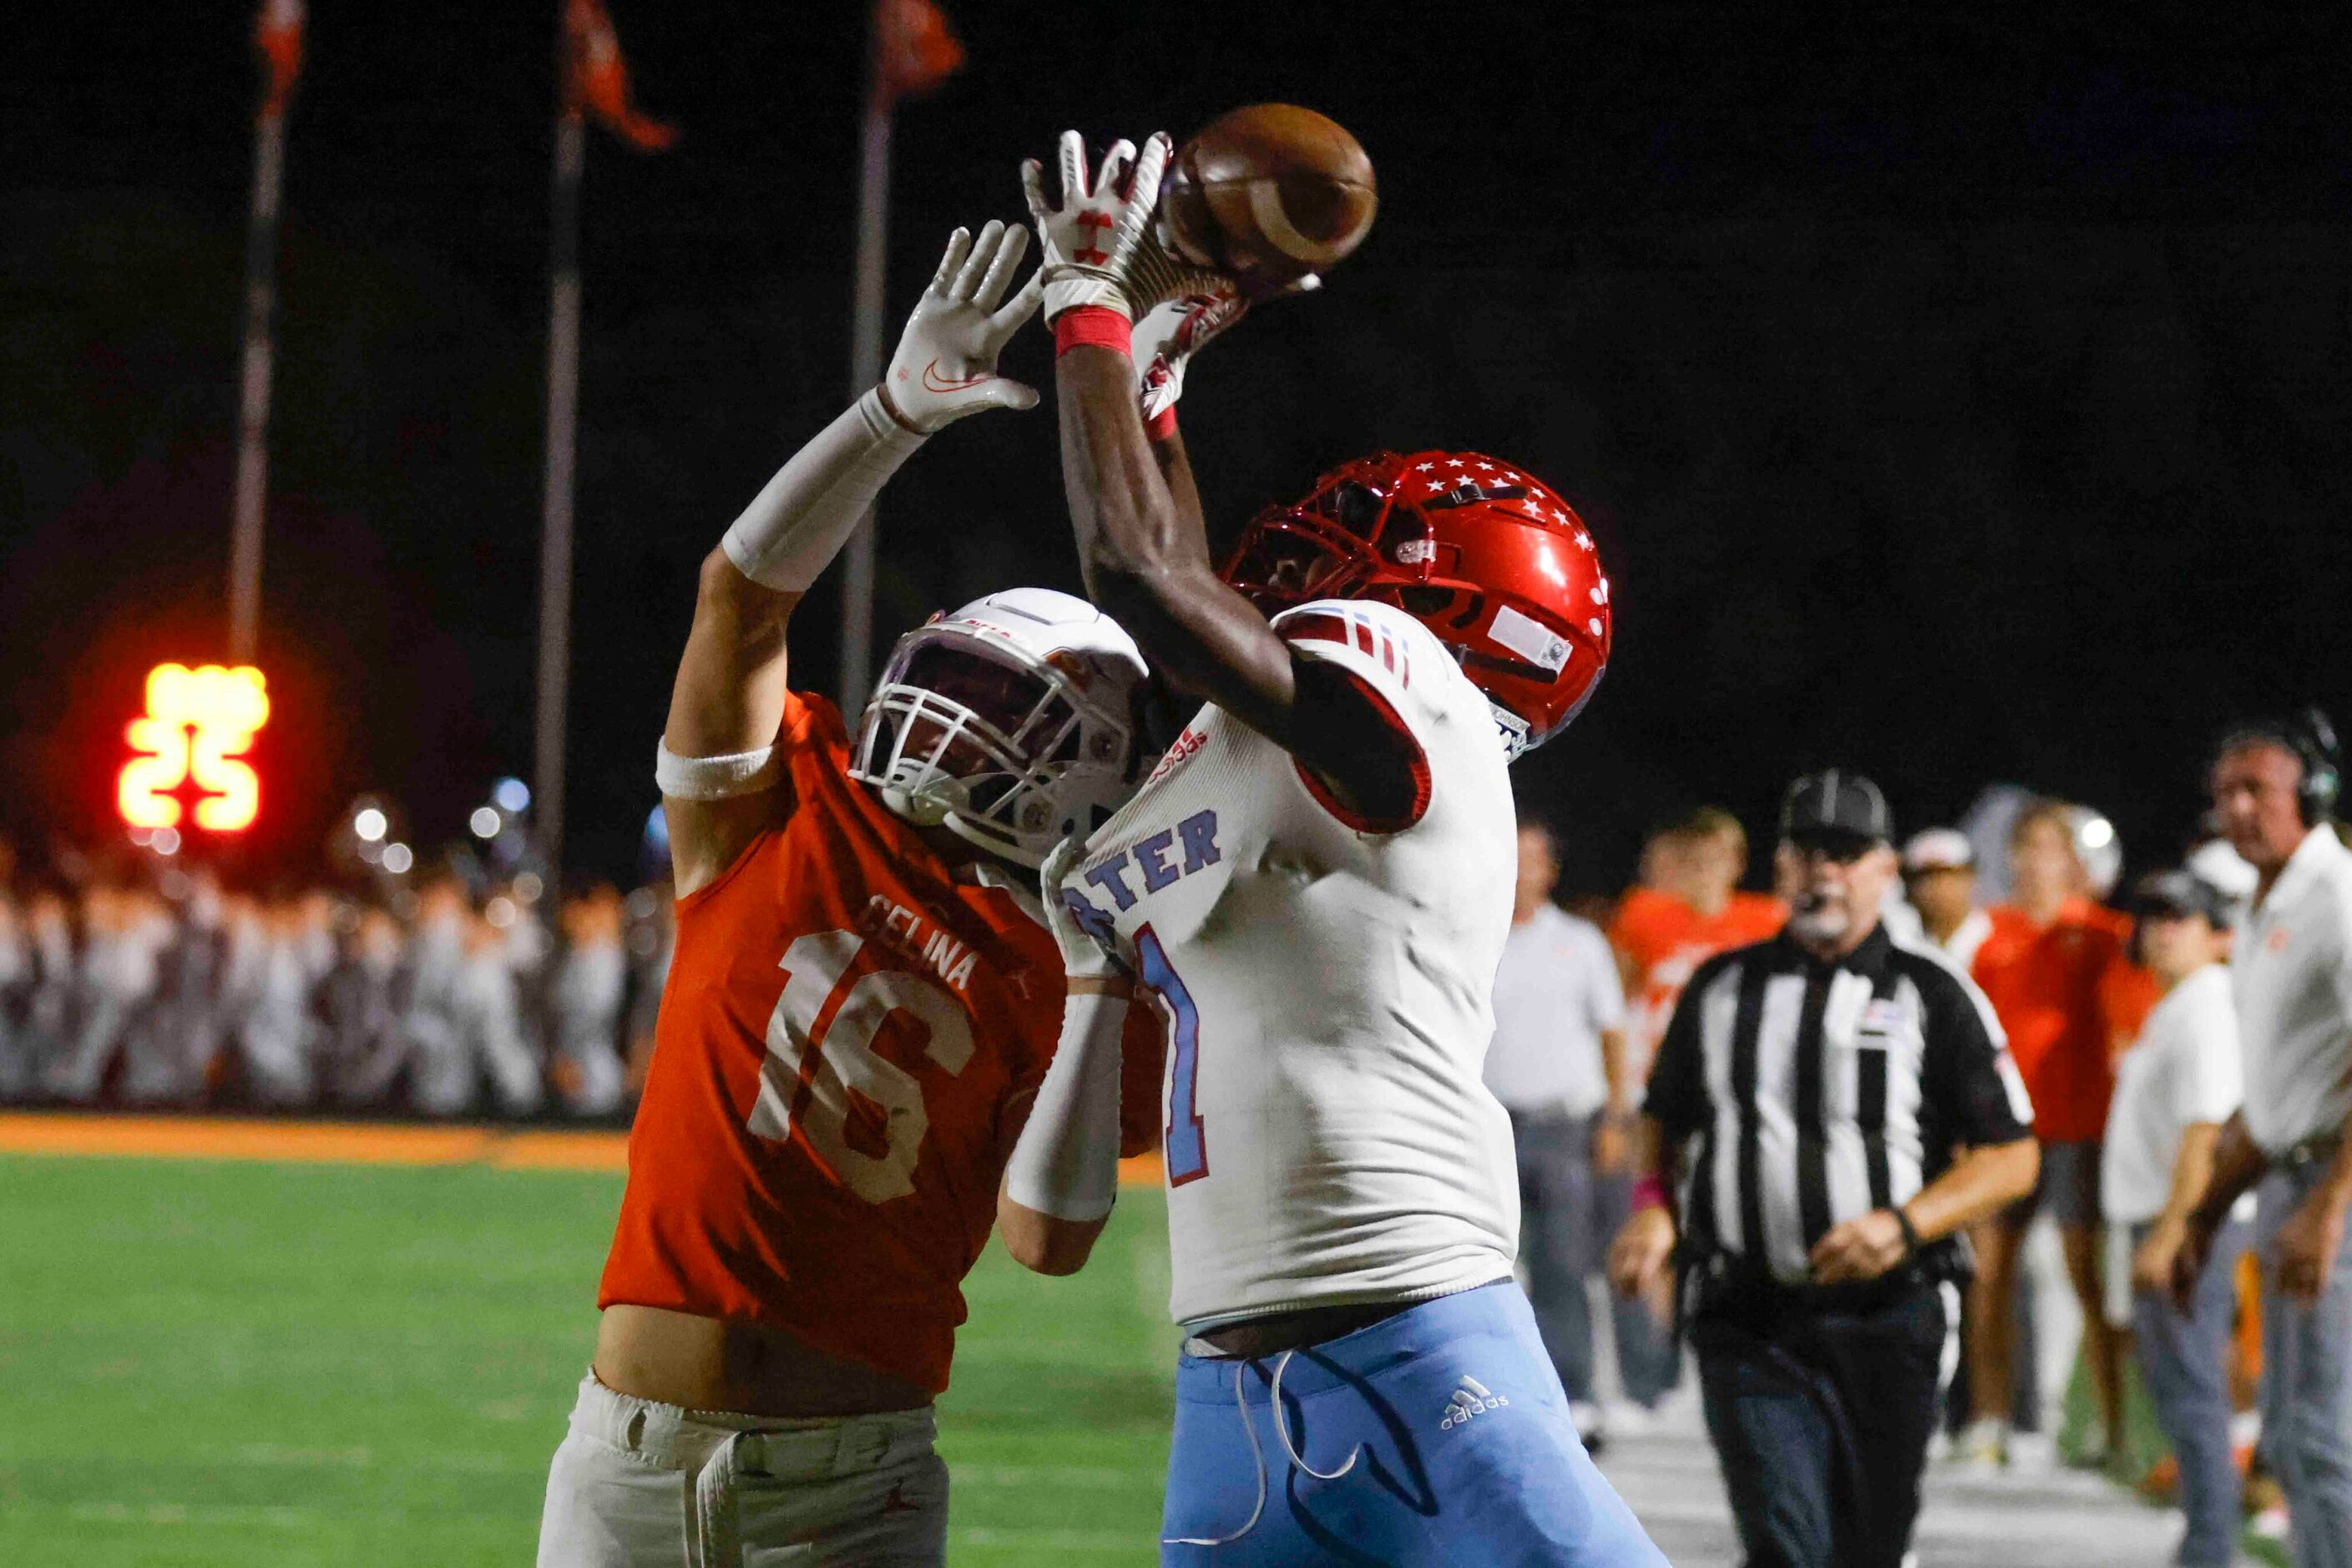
top-left (849, 587), bottom-right (1151, 868)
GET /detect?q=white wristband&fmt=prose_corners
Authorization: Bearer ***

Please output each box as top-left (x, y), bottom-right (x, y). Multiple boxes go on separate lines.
top-left (720, 387), bottom-right (924, 592)
top-left (1002, 988), bottom-right (1127, 1222)
top-left (655, 740), bottom-right (781, 801)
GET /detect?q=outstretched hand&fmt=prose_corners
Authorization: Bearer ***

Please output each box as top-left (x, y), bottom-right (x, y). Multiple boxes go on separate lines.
top-left (1133, 290), bottom-right (1248, 426)
top-left (883, 220), bottom-right (1043, 433)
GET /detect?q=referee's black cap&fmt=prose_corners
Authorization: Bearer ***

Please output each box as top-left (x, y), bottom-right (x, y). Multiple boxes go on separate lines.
top-left (1780, 769), bottom-right (1894, 852)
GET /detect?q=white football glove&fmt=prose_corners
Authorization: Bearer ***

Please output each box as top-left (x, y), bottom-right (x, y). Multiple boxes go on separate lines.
top-left (1132, 288), bottom-right (1249, 425)
top-left (881, 220), bottom-right (1044, 433)
top-left (1022, 130), bottom-right (1233, 326)
top-left (1022, 130), bottom-right (1164, 322)
top-left (1039, 835), bottom-right (1124, 981)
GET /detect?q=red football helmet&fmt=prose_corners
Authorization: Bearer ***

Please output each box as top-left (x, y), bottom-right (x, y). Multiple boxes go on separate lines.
top-left (1220, 451), bottom-right (1612, 757)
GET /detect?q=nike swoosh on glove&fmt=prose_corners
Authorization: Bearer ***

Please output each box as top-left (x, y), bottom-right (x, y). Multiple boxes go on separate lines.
top-left (883, 220), bottom-right (1044, 432)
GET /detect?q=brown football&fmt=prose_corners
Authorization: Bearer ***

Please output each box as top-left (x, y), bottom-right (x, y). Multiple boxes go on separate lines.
top-left (1160, 104), bottom-right (1378, 293)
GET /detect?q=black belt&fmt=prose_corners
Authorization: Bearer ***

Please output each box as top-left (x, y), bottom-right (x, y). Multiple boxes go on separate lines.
top-left (1190, 1299), bottom-right (1414, 1360)
top-left (1684, 1251), bottom-right (1945, 1330)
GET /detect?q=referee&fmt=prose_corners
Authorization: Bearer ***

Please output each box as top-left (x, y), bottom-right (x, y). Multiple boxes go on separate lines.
top-left (1609, 771), bottom-right (2041, 1568)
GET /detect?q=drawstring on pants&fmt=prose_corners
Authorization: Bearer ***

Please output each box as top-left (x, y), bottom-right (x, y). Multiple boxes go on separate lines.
top-left (1162, 1351), bottom-right (1368, 1549)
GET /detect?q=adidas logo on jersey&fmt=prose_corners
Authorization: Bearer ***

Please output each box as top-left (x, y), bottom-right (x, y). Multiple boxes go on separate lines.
top-left (1438, 1375), bottom-right (1508, 1431)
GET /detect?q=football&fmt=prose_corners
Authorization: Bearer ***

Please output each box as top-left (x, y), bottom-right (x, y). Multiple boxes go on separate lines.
top-left (1159, 104), bottom-right (1378, 294)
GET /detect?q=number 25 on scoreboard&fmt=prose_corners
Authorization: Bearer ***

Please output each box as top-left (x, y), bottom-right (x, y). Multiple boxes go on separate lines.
top-left (117, 663), bottom-right (271, 833)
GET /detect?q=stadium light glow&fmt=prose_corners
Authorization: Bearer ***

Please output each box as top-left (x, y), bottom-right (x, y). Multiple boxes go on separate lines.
top-left (382, 842), bottom-right (414, 875)
top-left (469, 806), bottom-right (503, 839)
top-left (118, 664), bottom-right (270, 832)
top-left (493, 777), bottom-right (531, 814)
top-left (354, 807), bottom-right (388, 842)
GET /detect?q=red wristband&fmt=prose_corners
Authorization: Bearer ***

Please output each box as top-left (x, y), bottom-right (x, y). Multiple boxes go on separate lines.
top-left (1145, 404), bottom-right (1178, 443)
top-left (1055, 306), bottom-right (1133, 359)
top-left (1631, 1173), bottom-right (1669, 1213)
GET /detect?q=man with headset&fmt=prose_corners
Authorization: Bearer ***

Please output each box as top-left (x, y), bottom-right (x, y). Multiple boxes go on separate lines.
top-left (2175, 711), bottom-right (2352, 1568)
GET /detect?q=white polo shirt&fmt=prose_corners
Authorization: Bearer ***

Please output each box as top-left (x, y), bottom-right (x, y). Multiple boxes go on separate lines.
top-left (2102, 964), bottom-right (2241, 1225)
top-left (1483, 903), bottom-right (1626, 1120)
top-left (2234, 825), bottom-right (2352, 1157)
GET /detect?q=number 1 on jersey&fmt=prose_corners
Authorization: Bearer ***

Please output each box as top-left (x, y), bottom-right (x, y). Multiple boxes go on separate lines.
top-left (1134, 925), bottom-right (1207, 1186)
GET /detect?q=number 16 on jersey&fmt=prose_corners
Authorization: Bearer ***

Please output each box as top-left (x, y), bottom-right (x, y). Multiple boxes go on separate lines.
top-left (1134, 926), bottom-right (1207, 1186)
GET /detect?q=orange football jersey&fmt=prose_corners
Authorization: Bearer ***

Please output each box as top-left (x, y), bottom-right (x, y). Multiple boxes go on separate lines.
top-left (1970, 898), bottom-right (2142, 1145)
top-left (1611, 886), bottom-right (1789, 1077)
top-left (599, 690), bottom-right (1161, 1394)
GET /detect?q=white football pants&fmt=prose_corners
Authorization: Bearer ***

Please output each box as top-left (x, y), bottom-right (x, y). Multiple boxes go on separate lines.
top-left (536, 1374), bottom-right (947, 1568)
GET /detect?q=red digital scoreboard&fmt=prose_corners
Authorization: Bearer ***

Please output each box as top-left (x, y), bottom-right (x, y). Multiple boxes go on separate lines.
top-left (117, 663), bottom-right (271, 833)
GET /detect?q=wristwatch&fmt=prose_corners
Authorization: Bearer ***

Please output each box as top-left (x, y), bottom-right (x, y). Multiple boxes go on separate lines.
top-left (1889, 1205), bottom-right (1922, 1259)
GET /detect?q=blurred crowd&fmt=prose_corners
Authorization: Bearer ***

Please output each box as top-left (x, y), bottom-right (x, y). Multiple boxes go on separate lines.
top-left (0, 836), bottom-right (673, 1121)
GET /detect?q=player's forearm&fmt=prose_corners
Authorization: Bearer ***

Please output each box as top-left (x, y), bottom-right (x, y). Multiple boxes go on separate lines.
top-left (1147, 423), bottom-right (1213, 569)
top-left (1901, 1136), bottom-right (2038, 1242)
top-left (663, 388), bottom-right (924, 752)
top-left (1056, 341), bottom-right (1295, 716)
top-left (999, 978), bottom-right (1132, 1274)
top-left (719, 387), bottom-right (924, 594)
top-left (2188, 1110), bottom-right (2270, 1228)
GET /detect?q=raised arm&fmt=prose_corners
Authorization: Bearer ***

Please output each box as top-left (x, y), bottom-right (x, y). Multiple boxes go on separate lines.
top-left (999, 839), bottom-right (1132, 1275)
top-left (1021, 133), bottom-right (1419, 822)
top-left (660, 222), bottom-right (1040, 894)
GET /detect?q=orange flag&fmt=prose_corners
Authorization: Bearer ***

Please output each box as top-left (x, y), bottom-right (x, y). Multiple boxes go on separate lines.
top-left (564, 0), bottom-right (677, 151)
top-left (877, 0), bottom-right (963, 104)
top-left (255, 0), bottom-right (305, 117)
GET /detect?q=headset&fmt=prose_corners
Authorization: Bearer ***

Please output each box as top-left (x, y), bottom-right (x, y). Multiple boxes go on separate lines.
top-left (2218, 707), bottom-right (2342, 826)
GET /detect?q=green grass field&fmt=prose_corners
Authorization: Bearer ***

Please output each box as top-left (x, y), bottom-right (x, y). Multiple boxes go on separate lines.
top-left (0, 1155), bottom-right (1177, 1565)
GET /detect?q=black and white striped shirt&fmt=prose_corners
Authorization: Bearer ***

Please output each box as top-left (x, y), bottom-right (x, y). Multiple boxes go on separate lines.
top-left (1646, 923), bottom-right (2033, 1285)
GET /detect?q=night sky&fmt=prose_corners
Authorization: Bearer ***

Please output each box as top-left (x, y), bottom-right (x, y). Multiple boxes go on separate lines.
top-left (5, 3), bottom-right (2349, 892)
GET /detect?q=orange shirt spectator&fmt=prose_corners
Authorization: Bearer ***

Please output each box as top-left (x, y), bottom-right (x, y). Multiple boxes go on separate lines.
top-left (1610, 808), bottom-right (1787, 1078)
top-left (1972, 895), bottom-right (2147, 1143)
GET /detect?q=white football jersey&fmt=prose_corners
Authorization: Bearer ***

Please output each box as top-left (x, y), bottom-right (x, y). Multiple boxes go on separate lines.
top-left (1060, 599), bottom-right (1521, 1328)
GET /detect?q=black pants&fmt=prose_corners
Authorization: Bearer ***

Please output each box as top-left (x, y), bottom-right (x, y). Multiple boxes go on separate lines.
top-left (1692, 1277), bottom-right (1952, 1568)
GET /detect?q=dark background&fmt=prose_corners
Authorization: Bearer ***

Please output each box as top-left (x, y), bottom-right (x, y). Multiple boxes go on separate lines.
top-left (4, 2), bottom-right (2348, 893)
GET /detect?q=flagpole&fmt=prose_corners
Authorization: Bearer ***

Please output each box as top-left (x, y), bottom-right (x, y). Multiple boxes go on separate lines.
top-left (837, 9), bottom-right (893, 716)
top-left (226, 92), bottom-right (289, 665)
top-left (536, 99), bottom-right (587, 875)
